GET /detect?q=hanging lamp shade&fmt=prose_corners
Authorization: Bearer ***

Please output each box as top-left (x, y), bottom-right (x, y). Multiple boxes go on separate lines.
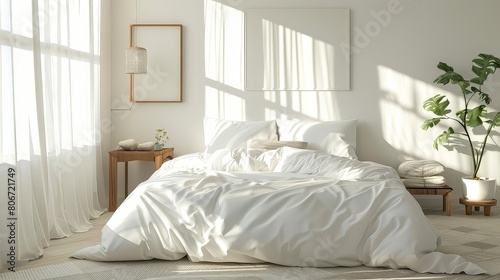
top-left (125, 46), bottom-right (147, 74)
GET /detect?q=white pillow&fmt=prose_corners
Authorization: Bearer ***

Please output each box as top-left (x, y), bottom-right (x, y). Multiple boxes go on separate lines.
top-left (204, 117), bottom-right (278, 154)
top-left (276, 119), bottom-right (358, 159)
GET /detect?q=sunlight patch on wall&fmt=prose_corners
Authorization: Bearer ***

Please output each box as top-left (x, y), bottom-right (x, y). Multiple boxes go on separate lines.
top-left (262, 20), bottom-right (325, 90)
top-left (204, 0), bottom-right (244, 90)
top-left (263, 91), bottom-right (278, 120)
top-left (264, 90), bottom-right (276, 103)
top-left (317, 93), bottom-right (337, 120)
top-left (278, 91), bottom-right (288, 109)
top-left (290, 91), bottom-right (319, 119)
top-left (377, 65), bottom-right (473, 174)
top-left (248, 18), bottom-right (336, 90)
top-left (263, 90), bottom-right (339, 121)
top-left (205, 86), bottom-right (246, 120)
top-left (264, 108), bottom-right (277, 120)
top-left (245, 8), bottom-right (349, 91)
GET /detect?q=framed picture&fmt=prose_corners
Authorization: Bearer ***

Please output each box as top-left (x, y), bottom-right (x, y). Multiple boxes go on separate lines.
top-left (245, 9), bottom-right (350, 91)
top-left (129, 24), bottom-right (183, 102)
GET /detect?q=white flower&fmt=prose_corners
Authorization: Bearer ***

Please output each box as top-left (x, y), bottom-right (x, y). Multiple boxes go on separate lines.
top-left (154, 128), bottom-right (169, 145)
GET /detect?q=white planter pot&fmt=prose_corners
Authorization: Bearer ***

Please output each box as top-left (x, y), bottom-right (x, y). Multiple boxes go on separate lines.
top-left (461, 177), bottom-right (497, 201)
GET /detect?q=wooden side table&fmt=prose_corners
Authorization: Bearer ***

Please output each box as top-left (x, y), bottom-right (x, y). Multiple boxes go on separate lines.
top-left (405, 185), bottom-right (453, 216)
top-left (108, 148), bottom-right (174, 211)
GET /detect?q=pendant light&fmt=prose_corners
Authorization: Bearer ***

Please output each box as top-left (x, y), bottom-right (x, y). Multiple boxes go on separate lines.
top-left (125, 0), bottom-right (147, 74)
top-left (126, 46), bottom-right (147, 74)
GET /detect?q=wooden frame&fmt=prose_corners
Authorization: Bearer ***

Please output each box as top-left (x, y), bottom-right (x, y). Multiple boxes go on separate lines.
top-left (129, 24), bottom-right (183, 103)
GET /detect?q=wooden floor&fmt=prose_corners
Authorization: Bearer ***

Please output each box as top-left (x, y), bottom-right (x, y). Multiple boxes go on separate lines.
top-left (14, 211), bottom-right (113, 272)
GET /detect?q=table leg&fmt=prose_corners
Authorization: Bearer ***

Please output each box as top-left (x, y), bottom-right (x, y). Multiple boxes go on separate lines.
top-left (125, 162), bottom-right (129, 197)
top-left (465, 205), bottom-right (472, 215)
top-left (445, 192), bottom-right (451, 216)
top-left (484, 206), bottom-right (491, 216)
top-left (109, 155), bottom-right (118, 212)
top-left (155, 155), bottom-right (162, 170)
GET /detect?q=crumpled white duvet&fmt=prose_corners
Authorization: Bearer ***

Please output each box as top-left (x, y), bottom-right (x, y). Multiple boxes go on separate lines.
top-left (72, 147), bottom-right (485, 275)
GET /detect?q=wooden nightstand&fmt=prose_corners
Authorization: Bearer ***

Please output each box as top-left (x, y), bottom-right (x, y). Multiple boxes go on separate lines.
top-left (405, 185), bottom-right (453, 216)
top-left (108, 148), bottom-right (174, 211)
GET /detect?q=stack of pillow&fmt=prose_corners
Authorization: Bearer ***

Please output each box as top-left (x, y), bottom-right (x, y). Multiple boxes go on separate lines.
top-left (398, 160), bottom-right (446, 187)
top-left (203, 117), bottom-right (358, 159)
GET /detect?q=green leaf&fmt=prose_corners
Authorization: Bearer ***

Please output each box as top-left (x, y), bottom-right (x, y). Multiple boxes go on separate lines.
top-left (479, 92), bottom-right (492, 104)
top-left (433, 127), bottom-right (455, 150)
top-left (456, 109), bottom-right (466, 123)
top-left (457, 80), bottom-right (471, 95)
top-left (470, 77), bottom-right (481, 84)
top-left (471, 86), bottom-right (492, 104)
top-left (437, 62), bottom-right (454, 72)
top-left (423, 95), bottom-right (452, 116)
top-left (421, 118), bottom-right (442, 130)
top-left (470, 86), bottom-right (480, 93)
top-left (433, 71), bottom-right (465, 85)
top-left (465, 105), bottom-right (487, 127)
top-left (488, 112), bottom-right (500, 127)
top-left (471, 54), bottom-right (500, 85)
top-left (433, 62), bottom-right (467, 86)
top-left (472, 63), bottom-right (483, 76)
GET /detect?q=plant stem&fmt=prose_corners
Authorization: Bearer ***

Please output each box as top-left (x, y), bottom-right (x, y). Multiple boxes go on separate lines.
top-left (475, 122), bottom-right (494, 178)
top-left (462, 88), bottom-right (479, 178)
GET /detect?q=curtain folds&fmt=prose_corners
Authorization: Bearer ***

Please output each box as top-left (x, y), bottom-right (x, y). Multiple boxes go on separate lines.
top-left (0, 0), bottom-right (105, 268)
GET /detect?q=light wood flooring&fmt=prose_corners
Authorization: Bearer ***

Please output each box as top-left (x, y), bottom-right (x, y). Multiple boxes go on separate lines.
top-left (13, 211), bottom-right (113, 272)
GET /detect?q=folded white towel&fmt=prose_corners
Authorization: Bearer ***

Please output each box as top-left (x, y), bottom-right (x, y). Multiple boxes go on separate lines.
top-left (401, 176), bottom-right (446, 187)
top-left (247, 139), bottom-right (308, 151)
top-left (398, 160), bottom-right (445, 177)
top-left (246, 139), bottom-right (308, 158)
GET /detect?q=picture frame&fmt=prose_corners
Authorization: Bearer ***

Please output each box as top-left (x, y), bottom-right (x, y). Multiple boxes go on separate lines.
top-left (129, 24), bottom-right (183, 103)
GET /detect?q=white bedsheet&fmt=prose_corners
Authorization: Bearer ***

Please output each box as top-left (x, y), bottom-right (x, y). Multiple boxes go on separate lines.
top-left (72, 147), bottom-right (485, 275)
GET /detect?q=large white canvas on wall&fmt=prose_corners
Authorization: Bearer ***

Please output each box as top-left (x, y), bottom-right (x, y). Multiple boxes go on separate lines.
top-left (245, 8), bottom-right (350, 91)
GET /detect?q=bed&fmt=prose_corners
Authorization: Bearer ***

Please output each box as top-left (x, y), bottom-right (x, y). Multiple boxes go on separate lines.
top-left (72, 118), bottom-right (485, 275)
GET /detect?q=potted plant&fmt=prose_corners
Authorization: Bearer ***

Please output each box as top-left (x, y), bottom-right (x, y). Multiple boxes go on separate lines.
top-left (421, 53), bottom-right (500, 201)
top-left (154, 128), bottom-right (169, 150)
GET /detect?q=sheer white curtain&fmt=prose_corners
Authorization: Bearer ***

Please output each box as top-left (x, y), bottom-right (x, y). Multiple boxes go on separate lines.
top-left (0, 0), bottom-right (105, 267)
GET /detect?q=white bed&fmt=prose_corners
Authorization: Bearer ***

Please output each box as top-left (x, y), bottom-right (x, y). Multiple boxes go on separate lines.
top-left (72, 118), bottom-right (485, 275)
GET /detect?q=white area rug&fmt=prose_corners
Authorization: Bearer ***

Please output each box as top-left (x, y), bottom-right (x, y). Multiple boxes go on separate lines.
top-left (0, 257), bottom-right (497, 280)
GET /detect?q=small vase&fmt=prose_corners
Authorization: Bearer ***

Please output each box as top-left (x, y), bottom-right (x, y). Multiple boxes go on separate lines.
top-left (461, 177), bottom-right (497, 201)
top-left (154, 144), bottom-right (163, 150)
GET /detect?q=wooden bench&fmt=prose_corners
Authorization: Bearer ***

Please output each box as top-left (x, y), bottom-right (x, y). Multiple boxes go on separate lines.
top-left (405, 185), bottom-right (453, 216)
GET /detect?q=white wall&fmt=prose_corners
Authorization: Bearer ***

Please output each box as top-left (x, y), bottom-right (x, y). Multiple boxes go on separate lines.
top-left (105, 0), bottom-right (500, 207)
